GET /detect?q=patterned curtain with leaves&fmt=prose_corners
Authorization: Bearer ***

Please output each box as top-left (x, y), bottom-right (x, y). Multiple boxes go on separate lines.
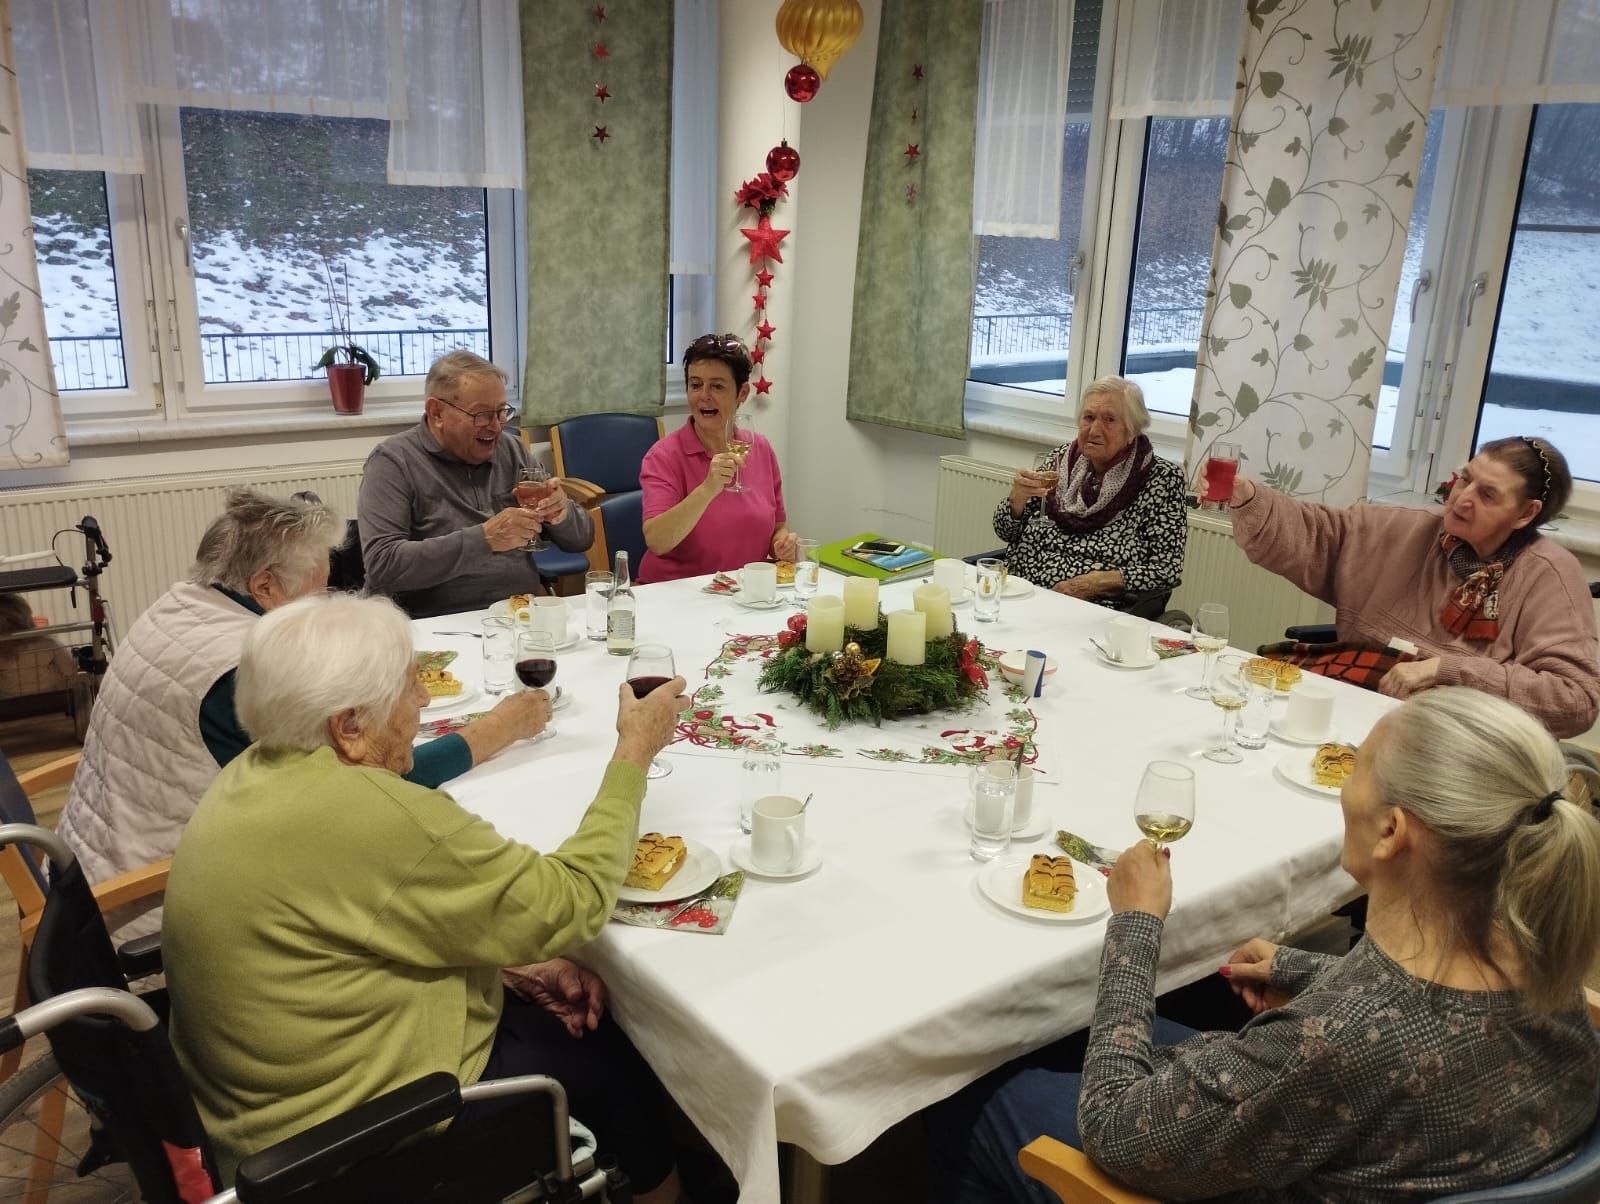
top-left (521, 0), bottom-right (671, 423)
top-left (0, 2), bottom-right (65, 469)
top-left (845, 0), bottom-right (981, 439)
top-left (1185, 0), bottom-right (1447, 503)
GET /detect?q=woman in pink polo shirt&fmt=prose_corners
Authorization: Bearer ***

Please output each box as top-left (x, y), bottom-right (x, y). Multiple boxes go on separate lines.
top-left (638, 333), bottom-right (797, 583)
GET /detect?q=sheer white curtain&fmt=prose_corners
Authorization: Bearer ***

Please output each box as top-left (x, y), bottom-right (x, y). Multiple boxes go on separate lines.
top-left (1108, 0), bottom-right (1241, 119)
top-left (1435, 0), bottom-right (1600, 105)
top-left (388, 0), bottom-right (522, 188)
top-left (12, 0), bottom-right (144, 171)
top-left (671, 0), bottom-right (718, 275)
top-left (973, 0), bottom-right (1073, 238)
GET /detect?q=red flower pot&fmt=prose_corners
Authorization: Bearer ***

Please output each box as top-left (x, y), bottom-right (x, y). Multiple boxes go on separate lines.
top-left (327, 363), bottom-right (366, 414)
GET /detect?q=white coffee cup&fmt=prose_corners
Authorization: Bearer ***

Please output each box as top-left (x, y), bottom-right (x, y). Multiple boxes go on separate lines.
top-left (970, 763), bottom-right (1035, 833)
top-left (751, 795), bottom-right (806, 872)
top-left (1107, 615), bottom-right (1150, 664)
top-left (933, 558), bottom-right (968, 597)
top-left (740, 562), bottom-right (778, 602)
top-left (1283, 679), bottom-right (1334, 740)
top-left (525, 596), bottom-right (568, 643)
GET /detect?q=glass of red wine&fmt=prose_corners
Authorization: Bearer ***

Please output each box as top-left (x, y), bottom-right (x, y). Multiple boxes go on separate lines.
top-left (1203, 441), bottom-right (1241, 510)
top-left (515, 629), bottom-right (558, 739)
top-left (513, 463), bottom-right (555, 551)
top-left (625, 643), bottom-right (676, 779)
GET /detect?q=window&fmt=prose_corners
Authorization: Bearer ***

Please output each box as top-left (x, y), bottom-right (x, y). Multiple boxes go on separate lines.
top-left (29, 170), bottom-right (127, 392)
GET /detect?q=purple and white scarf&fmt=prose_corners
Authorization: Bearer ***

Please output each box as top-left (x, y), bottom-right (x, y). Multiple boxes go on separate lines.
top-left (1044, 435), bottom-right (1156, 534)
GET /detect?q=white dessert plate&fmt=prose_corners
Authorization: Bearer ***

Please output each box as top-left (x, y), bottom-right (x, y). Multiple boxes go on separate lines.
top-left (423, 684), bottom-right (480, 712)
top-left (964, 801), bottom-right (1051, 842)
top-left (1001, 578), bottom-right (1034, 599)
top-left (946, 587), bottom-right (976, 607)
top-left (977, 852), bottom-right (1110, 924)
top-left (615, 838), bottom-right (721, 903)
top-left (729, 836), bottom-right (823, 880)
top-left (1273, 750), bottom-right (1344, 800)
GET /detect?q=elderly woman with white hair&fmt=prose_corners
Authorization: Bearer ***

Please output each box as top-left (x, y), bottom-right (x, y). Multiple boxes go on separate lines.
top-left (164, 593), bottom-right (698, 1201)
top-left (994, 376), bottom-right (1187, 609)
top-left (931, 686), bottom-right (1600, 1201)
top-left (57, 488), bottom-right (549, 942)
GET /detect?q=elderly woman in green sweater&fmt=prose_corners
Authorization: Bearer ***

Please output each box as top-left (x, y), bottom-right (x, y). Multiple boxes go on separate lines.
top-left (163, 593), bottom-right (694, 1202)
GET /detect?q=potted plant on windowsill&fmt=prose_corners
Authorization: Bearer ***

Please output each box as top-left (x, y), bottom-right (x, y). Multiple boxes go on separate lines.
top-left (312, 255), bottom-right (381, 414)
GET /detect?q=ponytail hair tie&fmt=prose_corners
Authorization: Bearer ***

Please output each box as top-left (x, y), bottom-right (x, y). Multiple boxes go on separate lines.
top-left (1529, 790), bottom-right (1562, 823)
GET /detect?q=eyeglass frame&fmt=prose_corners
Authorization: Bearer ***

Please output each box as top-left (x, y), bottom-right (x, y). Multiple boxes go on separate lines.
top-left (430, 395), bottom-right (517, 428)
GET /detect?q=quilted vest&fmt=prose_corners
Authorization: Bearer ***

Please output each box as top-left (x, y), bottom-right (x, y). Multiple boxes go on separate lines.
top-left (57, 583), bottom-right (259, 940)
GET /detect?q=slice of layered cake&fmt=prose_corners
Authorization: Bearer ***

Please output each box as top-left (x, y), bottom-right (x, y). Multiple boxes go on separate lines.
top-left (625, 833), bottom-right (687, 892)
top-left (1021, 854), bottom-right (1077, 914)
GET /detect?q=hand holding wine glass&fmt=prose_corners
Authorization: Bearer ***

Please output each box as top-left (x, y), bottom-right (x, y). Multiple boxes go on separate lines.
top-left (1032, 449), bottom-right (1062, 489)
top-left (624, 643), bottom-right (683, 779)
top-left (724, 425), bottom-right (752, 494)
top-left (513, 464), bottom-right (556, 551)
top-left (515, 629), bottom-right (558, 740)
top-left (1132, 760), bottom-right (1196, 851)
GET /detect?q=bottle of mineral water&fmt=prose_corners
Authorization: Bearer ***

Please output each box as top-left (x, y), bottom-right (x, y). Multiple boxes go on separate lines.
top-left (606, 550), bottom-right (636, 656)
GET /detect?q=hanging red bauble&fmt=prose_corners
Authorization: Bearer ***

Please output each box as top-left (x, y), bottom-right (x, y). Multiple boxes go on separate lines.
top-left (766, 139), bottom-right (801, 182)
top-left (784, 63), bottom-right (821, 103)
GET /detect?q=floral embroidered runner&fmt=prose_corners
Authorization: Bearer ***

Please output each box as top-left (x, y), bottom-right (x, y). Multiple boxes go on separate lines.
top-left (669, 632), bottom-right (1045, 775)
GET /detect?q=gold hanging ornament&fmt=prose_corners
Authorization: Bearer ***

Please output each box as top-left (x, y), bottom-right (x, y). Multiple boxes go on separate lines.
top-left (776, 0), bottom-right (865, 82)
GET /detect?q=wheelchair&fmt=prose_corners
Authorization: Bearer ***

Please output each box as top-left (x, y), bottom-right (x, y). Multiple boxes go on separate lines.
top-left (0, 516), bottom-right (116, 741)
top-left (0, 823), bottom-right (630, 1203)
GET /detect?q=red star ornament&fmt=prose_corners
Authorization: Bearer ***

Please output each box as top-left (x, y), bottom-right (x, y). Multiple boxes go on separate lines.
top-left (904, 143), bottom-right (921, 161)
top-left (594, 84), bottom-right (611, 102)
top-left (912, 63), bottom-right (925, 80)
top-left (755, 267), bottom-right (774, 288)
top-left (750, 345), bottom-right (765, 365)
top-left (593, 4), bottom-right (606, 20)
top-left (739, 214), bottom-right (789, 265)
top-left (753, 377), bottom-right (773, 395)
top-left (906, 183), bottom-right (918, 203)
top-left (751, 292), bottom-right (767, 311)
top-left (592, 125), bottom-right (610, 144)
top-left (756, 319), bottom-right (776, 341)
top-left (592, 42), bottom-right (609, 60)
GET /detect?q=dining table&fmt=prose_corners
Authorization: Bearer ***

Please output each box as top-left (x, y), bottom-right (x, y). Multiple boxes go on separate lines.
top-left (413, 570), bottom-right (1393, 1203)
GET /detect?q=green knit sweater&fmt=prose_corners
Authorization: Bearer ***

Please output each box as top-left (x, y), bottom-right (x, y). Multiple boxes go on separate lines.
top-left (163, 743), bottom-right (646, 1184)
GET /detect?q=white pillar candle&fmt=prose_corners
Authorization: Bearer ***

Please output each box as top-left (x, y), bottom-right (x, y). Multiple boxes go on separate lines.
top-left (841, 577), bottom-right (880, 630)
top-left (805, 596), bottom-right (846, 654)
top-left (933, 558), bottom-right (968, 597)
top-left (912, 583), bottom-right (953, 639)
top-left (885, 609), bottom-right (927, 665)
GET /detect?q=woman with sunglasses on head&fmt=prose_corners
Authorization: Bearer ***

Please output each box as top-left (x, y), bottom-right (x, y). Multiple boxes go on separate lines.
top-left (638, 333), bottom-right (798, 583)
top-left (1227, 435), bottom-right (1598, 738)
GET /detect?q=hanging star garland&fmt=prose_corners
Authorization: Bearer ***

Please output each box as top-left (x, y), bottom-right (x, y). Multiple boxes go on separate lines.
top-left (588, 4), bottom-right (612, 145)
top-left (904, 61), bottom-right (926, 204)
top-left (752, 377), bottom-right (773, 395)
top-left (594, 83), bottom-right (610, 102)
top-left (592, 125), bottom-right (610, 143)
top-left (733, 146), bottom-right (796, 396)
top-left (740, 213), bottom-right (789, 265)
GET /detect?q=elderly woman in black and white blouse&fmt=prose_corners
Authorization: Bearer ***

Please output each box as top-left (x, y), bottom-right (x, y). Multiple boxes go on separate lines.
top-left (994, 376), bottom-right (1187, 608)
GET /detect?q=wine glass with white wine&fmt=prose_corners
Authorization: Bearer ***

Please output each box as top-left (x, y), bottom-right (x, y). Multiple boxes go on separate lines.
top-left (1032, 449), bottom-right (1061, 489)
top-left (1185, 602), bottom-right (1230, 700)
top-left (1203, 654), bottom-right (1249, 764)
top-left (724, 423), bottom-right (752, 495)
top-left (1133, 761), bottom-right (1196, 851)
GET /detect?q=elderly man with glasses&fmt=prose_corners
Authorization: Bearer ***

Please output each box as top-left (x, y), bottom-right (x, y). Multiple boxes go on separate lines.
top-left (359, 350), bottom-right (594, 617)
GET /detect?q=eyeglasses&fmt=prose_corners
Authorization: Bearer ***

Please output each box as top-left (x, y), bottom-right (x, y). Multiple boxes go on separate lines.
top-left (433, 396), bottom-right (516, 428)
top-left (687, 332), bottom-right (748, 355)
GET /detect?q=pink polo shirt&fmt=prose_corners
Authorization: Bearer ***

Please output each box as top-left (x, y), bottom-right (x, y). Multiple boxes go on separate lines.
top-left (637, 419), bottom-right (788, 584)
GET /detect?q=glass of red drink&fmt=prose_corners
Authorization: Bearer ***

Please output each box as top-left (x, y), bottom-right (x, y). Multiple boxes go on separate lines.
top-left (625, 643), bottom-right (677, 779)
top-left (513, 464), bottom-right (556, 550)
top-left (1204, 442), bottom-right (1241, 508)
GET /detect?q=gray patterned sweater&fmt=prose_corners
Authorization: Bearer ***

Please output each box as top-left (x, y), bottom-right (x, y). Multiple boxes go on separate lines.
top-left (1078, 912), bottom-right (1599, 1202)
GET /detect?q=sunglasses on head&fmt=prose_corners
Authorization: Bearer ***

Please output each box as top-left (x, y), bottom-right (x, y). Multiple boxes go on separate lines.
top-left (688, 333), bottom-right (748, 355)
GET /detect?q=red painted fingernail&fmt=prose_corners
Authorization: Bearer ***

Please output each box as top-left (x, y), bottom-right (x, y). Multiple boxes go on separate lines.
top-left (1217, 965), bottom-right (1232, 977)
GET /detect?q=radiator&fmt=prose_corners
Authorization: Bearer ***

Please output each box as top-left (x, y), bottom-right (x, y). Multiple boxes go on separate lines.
top-left (0, 464), bottom-right (366, 633)
top-left (935, 456), bottom-right (1332, 650)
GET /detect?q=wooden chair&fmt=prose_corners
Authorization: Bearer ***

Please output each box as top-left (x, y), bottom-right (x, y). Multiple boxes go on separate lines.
top-left (1019, 988), bottom-right (1600, 1203)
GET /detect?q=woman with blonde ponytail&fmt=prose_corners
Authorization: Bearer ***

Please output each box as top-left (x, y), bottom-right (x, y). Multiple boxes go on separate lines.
top-left (931, 687), bottom-right (1599, 1202)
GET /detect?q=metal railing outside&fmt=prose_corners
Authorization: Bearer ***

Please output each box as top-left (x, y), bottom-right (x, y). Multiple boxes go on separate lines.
top-left (970, 306), bottom-right (1205, 359)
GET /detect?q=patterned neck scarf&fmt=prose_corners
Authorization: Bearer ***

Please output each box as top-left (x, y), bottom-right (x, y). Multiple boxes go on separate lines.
top-left (1437, 527), bottom-right (1537, 642)
top-left (1044, 435), bottom-right (1155, 535)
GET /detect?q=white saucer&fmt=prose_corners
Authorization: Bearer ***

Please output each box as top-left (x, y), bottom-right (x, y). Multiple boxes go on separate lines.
top-left (1089, 642), bottom-right (1158, 671)
top-left (733, 595), bottom-right (787, 611)
top-left (976, 852), bottom-right (1110, 924)
top-left (729, 836), bottom-right (822, 880)
top-left (1273, 750), bottom-right (1343, 800)
top-left (947, 587), bottom-right (976, 607)
top-left (615, 838), bottom-right (721, 903)
top-left (423, 684), bottom-right (480, 711)
top-left (964, 801), bottom-right (1050, 843)
top-left (1269, 720), bottom-right (1333, 747)
top-left (1001, 578), bottom-right (1035, 599)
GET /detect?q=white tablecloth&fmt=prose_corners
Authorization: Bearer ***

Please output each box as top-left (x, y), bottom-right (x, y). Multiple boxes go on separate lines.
top-left (416, 573), bottom-right (1393, 1203)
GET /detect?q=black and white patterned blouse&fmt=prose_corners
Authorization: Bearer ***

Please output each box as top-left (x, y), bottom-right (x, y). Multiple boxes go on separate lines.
top-left (1079, 912), bottom-right (1600, 1201)
top-left (990, 449), bottom-right (1188, 603)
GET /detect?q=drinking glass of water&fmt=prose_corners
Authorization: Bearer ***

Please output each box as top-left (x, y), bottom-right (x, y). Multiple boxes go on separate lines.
top-left (974, 558), bottom-right (1004, 623)
top-left (480, 616), bottom-right (515, 695)
top-left (1235, 658), bottom-right (1275, 750)
top-left (584, 570), bottom-right (614, 641)
top-left (793, 539), bottom-right (820, 601)
top-left (739, 737), bottom-right (785, 834)
top-left (969, 760), bottom-right (1016, 862)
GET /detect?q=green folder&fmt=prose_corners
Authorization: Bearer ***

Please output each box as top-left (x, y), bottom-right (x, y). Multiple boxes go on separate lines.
top-left (814, 532), bottom-right (949, 581)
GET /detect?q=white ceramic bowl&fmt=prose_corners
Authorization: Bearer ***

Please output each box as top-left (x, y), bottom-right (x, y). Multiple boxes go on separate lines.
top-left (997, 652), bottom-right (1059, 684)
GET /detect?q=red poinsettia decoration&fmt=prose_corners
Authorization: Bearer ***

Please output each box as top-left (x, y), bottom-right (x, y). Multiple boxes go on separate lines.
top-left (958, 637), bottom-right (988, 689)
top-left (776, 612), bottom-right (808, 649)
top-left (734, 172), bottom-right (790, 216)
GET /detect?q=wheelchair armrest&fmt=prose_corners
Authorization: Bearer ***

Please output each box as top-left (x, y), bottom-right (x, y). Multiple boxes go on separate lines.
top-left (1018, 1135), bottom-right (1155, 1204)
top-left (1285, 623), bottom-right (1337, 644)
top-left (116, 932), bottom-right (163, 982)
top-left (234, 1071), bottom-right (463, 1204)
top-left (962, 548), bottom-right (1007, 566)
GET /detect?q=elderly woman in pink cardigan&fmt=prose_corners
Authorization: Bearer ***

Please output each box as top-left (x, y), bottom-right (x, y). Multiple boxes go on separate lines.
top-left (1227, 436), bottom-right (1598, 739)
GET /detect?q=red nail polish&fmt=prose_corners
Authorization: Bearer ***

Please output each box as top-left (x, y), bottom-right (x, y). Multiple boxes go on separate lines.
top-left (1217, 965), bottom-right (1232, 977)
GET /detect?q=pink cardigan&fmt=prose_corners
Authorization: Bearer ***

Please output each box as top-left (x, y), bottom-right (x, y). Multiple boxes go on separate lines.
top-left (1232, 489), bottom-right (1600, 738)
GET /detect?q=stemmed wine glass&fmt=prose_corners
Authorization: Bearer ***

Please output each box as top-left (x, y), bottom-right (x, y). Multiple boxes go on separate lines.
top-left (625, 643), bottom-right (677, 779)
top-left (1032, 449), bottom-right (1061, 489)
top-left (515, 628), bottom-right (558, 740)
top-left (1185, 602), bottom-right (1230, 701)
top-left (513, 463), bottom-right (554, 551)
top-left (1203, 655), bottom-right (1249, 764)
top-left (1133, 761), bottom-right (1196, 851)
top-left (724, 423), bottom-right (752, 495)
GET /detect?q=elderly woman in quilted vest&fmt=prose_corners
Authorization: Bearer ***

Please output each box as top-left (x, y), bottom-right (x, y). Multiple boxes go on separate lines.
top-left (56, 488), bottom-right (549, 940)
top-left (1228, 436), bottom-right (1598, 738)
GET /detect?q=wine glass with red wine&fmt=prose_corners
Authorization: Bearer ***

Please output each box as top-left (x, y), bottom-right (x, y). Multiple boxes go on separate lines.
top-left (515, 629), bottom-right (558, 738)
top-left (625, 643), bottom-right (676, 779)
top-left (513, 463), bottom-right (555, 551)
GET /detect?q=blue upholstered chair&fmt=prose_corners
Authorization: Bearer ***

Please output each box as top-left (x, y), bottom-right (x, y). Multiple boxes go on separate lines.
top-left (550, 413), bottom-right (665, 496)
